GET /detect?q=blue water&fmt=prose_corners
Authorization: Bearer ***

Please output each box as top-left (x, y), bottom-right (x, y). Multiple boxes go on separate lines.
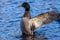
top-left (0, 0), bottom-right (60, 40)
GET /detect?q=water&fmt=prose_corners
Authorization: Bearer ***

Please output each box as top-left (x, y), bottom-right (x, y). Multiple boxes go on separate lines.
top-left (0, 0), bottom-right (60, 40)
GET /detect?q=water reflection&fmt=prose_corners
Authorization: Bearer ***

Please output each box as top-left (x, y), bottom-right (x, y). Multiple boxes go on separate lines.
top-left (16, 34), bottom-right (48, 40)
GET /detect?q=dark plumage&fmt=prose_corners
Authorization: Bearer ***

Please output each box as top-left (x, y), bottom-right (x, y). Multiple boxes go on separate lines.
top-left (21, 2), bottom-right (30, 11)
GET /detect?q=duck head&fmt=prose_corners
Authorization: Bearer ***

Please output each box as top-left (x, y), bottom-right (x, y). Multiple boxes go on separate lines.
top-left (21, 2), bottom-right (30, 11)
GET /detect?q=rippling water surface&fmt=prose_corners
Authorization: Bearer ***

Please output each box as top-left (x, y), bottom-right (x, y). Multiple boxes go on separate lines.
top-left (0, 0), bottom-right (60, 40)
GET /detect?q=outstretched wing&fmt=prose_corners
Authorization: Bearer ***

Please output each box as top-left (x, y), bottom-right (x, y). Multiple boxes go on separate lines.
top-left (30, 11), bottom-right (60, 29)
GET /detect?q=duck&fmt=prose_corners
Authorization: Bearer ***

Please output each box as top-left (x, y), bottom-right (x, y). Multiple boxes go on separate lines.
top-left (20, 2), bottom-right (32, 36)
top-left (20, 2), bottom-right (60, 36)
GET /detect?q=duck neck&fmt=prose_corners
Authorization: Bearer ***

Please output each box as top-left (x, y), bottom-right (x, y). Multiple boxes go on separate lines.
top-left (25, 8), bottom-right (30, 11)
top-left (23, 8), bottom-right (31, 18)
